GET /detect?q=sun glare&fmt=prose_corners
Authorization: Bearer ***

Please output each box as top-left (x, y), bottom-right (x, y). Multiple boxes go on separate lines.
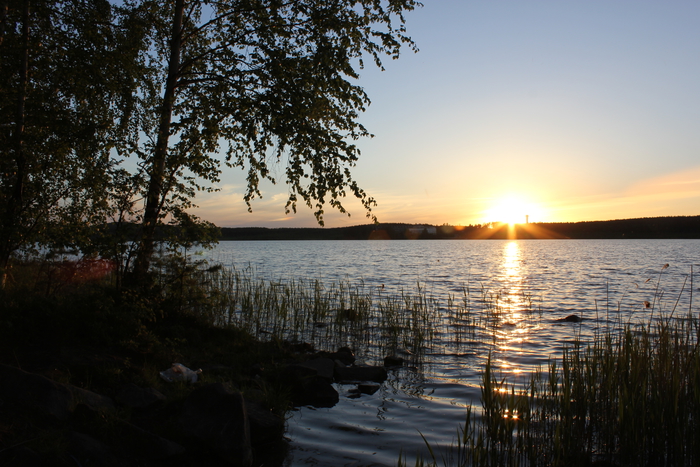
top-left (485, 195), bottom-right (541, 225)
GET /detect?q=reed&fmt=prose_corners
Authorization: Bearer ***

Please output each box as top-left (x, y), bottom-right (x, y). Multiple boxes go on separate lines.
top-left (146, 256), bottom-right (700, 466)
top-left (163, 258), bottom-right (549, 369)
top-left (413, 310), bottom-right (700, 467)
top-left (170, 264), bottom-right (455, 364)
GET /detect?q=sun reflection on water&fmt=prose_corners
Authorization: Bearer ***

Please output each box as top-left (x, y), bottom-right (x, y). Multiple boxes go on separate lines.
top-left (503, 241), bottom-right (521, 280)
top-left (500, 241), bottom-right (524, 317)
top-left (494, 241), bottom-right (539, 378)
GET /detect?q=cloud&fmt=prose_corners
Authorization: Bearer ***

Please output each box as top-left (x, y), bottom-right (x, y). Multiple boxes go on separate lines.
top-left (542, 166), bottom-right (700, 222)
top-left (626, 166), bottom-right (700, 199)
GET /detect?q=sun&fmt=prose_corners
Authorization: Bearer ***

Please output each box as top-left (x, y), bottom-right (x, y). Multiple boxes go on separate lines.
top-left (484, 195), bottom-right (540, 225)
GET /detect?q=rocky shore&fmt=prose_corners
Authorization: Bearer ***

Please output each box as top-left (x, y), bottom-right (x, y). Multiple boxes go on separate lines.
top-left (0, 339), bottom-right (398, 467)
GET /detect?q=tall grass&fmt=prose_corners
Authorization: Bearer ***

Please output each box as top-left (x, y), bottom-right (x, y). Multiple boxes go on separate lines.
top-left (157, 257), bottom-right (553, 375)
top-left (170, 264), bottom-right (453, 364)
top-left (410, 308), bottom-right (700, 466)
top-left (23, 251), bottom-right (696, 466)
top-left (186, 264), bottom-right (547, 365)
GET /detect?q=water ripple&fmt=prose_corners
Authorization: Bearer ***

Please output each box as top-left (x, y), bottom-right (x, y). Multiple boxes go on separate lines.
top-left (207, 239), bottom-right (700, 466)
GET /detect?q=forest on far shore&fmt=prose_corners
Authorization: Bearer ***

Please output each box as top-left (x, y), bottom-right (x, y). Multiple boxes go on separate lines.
top-left (219, 216), bottom-right (700, 241)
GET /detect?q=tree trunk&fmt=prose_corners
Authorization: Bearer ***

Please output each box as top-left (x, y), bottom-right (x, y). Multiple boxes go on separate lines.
top-left (131, 0), bottom-right (185, 283)
top-left (0, 0), bottom-right (9, 47)
top-left (0, 0), bottom-right (30, 286)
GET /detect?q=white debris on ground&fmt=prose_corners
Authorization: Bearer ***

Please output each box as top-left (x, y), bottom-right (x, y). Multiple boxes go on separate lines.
top-left (159, 363), bottom-right (202, 383)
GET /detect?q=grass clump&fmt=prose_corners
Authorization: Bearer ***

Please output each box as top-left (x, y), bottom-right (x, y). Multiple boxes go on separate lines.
top-left (191, 265), bottom-right (451, 364)
top-left (411, 312), bottom-right (700, 467)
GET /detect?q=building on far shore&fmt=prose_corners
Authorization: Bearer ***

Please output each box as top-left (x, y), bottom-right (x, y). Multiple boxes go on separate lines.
top-left (407, 225), bottom-right (437, 237)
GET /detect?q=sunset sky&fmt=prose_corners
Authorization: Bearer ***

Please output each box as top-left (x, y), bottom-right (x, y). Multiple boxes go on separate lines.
top-left (194, 1), bottom-right (700, 228)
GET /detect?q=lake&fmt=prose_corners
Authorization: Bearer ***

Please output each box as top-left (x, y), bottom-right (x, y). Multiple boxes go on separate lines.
top-left (207, 239), bottom-right (700, 466)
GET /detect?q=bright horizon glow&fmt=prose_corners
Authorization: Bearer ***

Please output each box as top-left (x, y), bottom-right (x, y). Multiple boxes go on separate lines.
top-left (483, 195), bottom-right (545, 225)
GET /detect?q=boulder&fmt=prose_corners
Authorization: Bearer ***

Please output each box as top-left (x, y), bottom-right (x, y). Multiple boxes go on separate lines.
top-left (318, 346), bottom-right (355, 365)
top-left (297, 375), bottom-right (339, 407)
top-left (115, 383), bottom-right (166, 409)
top-left (335, 365), bottom-right (388, 383)
top-left (383, 355), bottom-right (405, 367)
top-left (281, 364), bottom-right (339, 408)
top-left (358, 383), bottom-right (381, 395)
top-left (244, 399), bottom-right (285, 447)
top-left (296, 357), bottom-right (335, 381)
top-left (346, 382), bottom-right (381, 399)
top-left (67, 431), bottom-right (121, 467)
top-left (0, 446), bottom-right (43, 467)
top-left (72, 403), bottom-right (185, 461)
top-left (557, 314), bottom-right (583, 323)
top-left (159, 363), bottom-right (202, 383)
top-left (179, 383), bottom-right (253, 467)
top-left (331, 346), bottom-right (356, 365)
top-left (0, 363), bottom-right (114, 421)
top-left (117, 417), bottom-right (186, 460)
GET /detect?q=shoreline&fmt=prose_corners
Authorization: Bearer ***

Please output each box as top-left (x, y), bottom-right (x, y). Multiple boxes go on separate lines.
top-left (218, 215), bottom-right (700, 240)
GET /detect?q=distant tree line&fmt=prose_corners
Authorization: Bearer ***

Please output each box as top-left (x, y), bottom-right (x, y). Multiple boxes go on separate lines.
top-left (219, 216), bottom-right (700, 240)
top-left (0, 0), bottom-right (419, 285)
top-left (525, 216), bottom-right (700, 239)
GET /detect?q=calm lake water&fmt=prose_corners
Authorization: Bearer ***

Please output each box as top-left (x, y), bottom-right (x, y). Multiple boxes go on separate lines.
top-left (209, 239), bottom-right (700, 466)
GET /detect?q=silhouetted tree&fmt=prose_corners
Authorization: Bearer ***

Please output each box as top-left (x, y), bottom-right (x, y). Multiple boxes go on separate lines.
top-left (0, 0), bottom-right (142, 285)
top-left (129, 0), bottom-right (420, 280)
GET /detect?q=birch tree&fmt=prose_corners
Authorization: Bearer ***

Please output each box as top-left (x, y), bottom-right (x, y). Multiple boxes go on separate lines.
top-left (129, 0), bottom-right (420, 280)
top-left (0, 0), bottom-right (143, 284)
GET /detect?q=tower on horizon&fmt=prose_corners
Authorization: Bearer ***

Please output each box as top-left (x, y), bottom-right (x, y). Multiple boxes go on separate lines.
top-left (525, 215), bottom-right (529, 224)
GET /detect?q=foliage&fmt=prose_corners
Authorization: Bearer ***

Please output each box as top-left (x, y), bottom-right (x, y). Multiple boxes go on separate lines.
top-left (0, 0), bottom-right (143, 273)
top-left (0, 0), bottom-right (421, 280)
top-left (129, 0), bottom-right (420, 277)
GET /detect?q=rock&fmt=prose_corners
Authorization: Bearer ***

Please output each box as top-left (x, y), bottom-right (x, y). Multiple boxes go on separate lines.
top-left (289, 342), bottom-right (315, 353)
top-left (117, 418), bottom-right (186, 460)
top-left (299, 375), bottom-right (339, 407)
top-left (557, 314), bottom-right (583, 323)
top-left (383, 355), bottom-right (405, 367)
top-left (335, 365), bottom-right (388, 383)
top-left (281, 364), bottom-right (339, 408)
top-left (68, 431), bottom-right (121, 467)
top-left (244, 399), bottom-right (285, 447)
top-left (0, 363), bottom-right (114, 421)
top-left (73, 403), bottom-right (185, 460)
top-left (333, 346), bottom-right (356, 365)
top-left (0, 446), bottom-right (43, 467)
top-left (358, 383), bottom-right (381, 395)
top-left (179, 383), bottom-right (253, 467)
top-left (285, 363), bottom-right (317, 378)
top-left (334, 359), bottom-right (347, 368)
top-left (115, 383), bottom-right (166, 409)
top-left (318, 346), bottom-right (355, 365)
top-left (297, 357), bottom-right (335, 381)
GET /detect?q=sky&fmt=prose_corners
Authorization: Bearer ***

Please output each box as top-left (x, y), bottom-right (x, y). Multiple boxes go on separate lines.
top-left (194, 1), bottom-right (700, 228)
